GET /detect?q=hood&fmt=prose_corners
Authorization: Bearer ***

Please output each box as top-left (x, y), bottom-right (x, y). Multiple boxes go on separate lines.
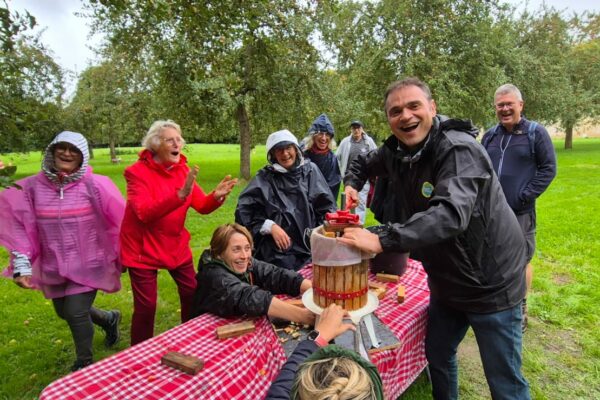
top-left (43, 131), bottom-right (90, 173)
top-left (265, 129), bottom-right (304, 167)
top-left (41, 131), bottom-right (90, 188)
top-left (438, 115), bottom-right (479, 139)
top-left (308, 113), bottom-right (335, 138)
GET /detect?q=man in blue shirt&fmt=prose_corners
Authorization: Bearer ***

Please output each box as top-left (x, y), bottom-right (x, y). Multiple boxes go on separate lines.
top-left (482, 84), bottom-right (557, 332)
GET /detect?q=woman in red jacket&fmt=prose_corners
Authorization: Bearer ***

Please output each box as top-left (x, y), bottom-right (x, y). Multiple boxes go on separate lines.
top-left (120, 120), bottom-right (237, 345)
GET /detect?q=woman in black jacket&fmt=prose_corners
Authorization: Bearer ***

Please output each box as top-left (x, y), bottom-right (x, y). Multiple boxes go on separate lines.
top-left (235, 129), bottom-right (336, 270)
top-left (191, 223), bottom-right (315, 325)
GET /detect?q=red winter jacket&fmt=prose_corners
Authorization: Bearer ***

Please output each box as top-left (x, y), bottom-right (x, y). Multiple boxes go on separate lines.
top-left (120, 150), bottom-right (222, 270)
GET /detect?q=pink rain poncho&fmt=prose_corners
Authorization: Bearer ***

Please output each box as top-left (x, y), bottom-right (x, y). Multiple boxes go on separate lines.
top-left (0, 133), bottom-right (125, 299)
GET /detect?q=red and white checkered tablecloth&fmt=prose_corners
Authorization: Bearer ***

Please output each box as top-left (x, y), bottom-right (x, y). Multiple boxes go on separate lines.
top-left (40, 259), bottom-right (429, 400)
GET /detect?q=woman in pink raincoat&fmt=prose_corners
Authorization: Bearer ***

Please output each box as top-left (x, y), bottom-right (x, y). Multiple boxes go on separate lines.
top-left (0, 131), bottom-right (125, 371)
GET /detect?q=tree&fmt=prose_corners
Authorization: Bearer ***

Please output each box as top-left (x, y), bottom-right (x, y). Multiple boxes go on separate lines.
top-left (0, 1), bottom-right (65, 153)
top-left (65, 58), bottom-right (155, 159)
top-left (87, 0), bottom-right (324, 179)
top-left (562, 12), bottom-right (600, 148)
top-left (316, 0), bottom-right (523, 134)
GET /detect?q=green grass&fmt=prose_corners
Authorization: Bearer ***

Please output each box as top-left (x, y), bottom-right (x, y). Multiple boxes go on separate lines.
top-left (1, 140), bottom-right (599, 399)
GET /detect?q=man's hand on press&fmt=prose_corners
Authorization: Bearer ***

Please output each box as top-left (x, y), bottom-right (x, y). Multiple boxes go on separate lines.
top-left (337, 227), bottom-right (383, 254)
top-left (344, 185), bottom-right (359, 210)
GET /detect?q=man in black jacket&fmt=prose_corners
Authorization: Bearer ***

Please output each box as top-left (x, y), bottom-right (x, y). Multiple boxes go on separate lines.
top-left (339, 78), bottom-right (530, 400)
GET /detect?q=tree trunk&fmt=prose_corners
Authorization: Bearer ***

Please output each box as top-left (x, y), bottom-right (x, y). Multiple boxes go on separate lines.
top-left (236, 103), bottom-right (252, 180)
top-left (88, 141), bottom-right (94, 160)
top-left (564, 121), bottom-right (573, 150)
top-left (109, 134), bottom-right (117, 161)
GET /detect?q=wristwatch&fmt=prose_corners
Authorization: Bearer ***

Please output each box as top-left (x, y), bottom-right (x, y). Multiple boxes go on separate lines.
top-left (306, 330), bottom-right (328, 347)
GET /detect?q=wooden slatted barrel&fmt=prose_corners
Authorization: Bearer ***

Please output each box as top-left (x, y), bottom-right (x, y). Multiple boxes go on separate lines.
top-left (310, 226), bottom-right (369, 311)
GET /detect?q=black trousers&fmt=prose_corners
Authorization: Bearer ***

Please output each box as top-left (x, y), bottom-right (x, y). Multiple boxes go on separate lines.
top-left (52, 290), bottom-right (110, 363)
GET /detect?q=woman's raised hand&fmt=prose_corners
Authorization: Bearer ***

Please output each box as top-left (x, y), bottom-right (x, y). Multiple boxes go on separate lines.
top-left (213, 175), bottom-right (238, 201)
top-left (178, 165), bottom-right (199, 200)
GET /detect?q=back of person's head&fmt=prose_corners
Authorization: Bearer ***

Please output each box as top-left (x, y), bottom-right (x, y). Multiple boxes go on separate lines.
top-left (210, 223), bottom-right (254, 258)
top-left (294, 356), bottom-right (376, 400)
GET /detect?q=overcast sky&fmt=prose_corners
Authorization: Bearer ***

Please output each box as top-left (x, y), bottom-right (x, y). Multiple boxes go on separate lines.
top-left (10, 0), bottom-right (600, 94)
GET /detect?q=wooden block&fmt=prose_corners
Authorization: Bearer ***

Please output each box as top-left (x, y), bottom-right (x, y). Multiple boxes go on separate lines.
top-left (397, 285), bottom-right (406, 304)
top-left (368, 281), bottom-right (387, 291)
top-left (216, 320), bottom-right (255, 339)
top-left (160, 351), bottom-right (204, 375)
top-left (284, 298), bottom-right (305, 308)
top-left (370, 287), bottom-right (386, 300)
top-left (376, 273), bottom-right (400, 283)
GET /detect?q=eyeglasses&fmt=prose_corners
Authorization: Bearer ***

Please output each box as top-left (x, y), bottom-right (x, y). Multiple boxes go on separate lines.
top-left (54, 143), bottom-right (80, 154)
top-left (273, 144), bottom-right (296, 154)
top-left (314, 132), bottom-right (330, 137)
top-left (161, 137), bottom-right (184, 145)
top-left (494, 102), bottom-right (517, 110)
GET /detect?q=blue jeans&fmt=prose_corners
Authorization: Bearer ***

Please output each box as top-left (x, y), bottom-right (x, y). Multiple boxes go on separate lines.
top-left (425, 299), bottom-right (530, 400)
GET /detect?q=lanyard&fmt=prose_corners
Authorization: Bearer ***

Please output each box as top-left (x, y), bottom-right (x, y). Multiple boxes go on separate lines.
top-left (497, 134), bottom-right (512, 177)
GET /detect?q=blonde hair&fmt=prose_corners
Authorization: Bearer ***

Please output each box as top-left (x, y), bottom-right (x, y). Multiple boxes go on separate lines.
top-left (304, 135), bottom-right (337, 151)
top-left (210, 223), bottom-right (254, 258)
top-left (141, 120), bottom-right (185, 152)
top-left (295, 357), bottom-right (376, 400)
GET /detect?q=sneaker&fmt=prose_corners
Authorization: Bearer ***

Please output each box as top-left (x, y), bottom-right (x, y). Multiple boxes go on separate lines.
top-left (71, 359), bottom-right (93, 372)
top-left (521, 299), bottom-right (528, 333)
top-left (104, 310), bottom-right (121, 347)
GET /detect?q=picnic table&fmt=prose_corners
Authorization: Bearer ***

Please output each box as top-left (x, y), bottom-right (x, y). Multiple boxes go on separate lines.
top-left (40, 259), bottom-right (430, 400)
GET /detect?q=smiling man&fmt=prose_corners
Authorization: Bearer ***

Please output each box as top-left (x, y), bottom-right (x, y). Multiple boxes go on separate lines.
top-left (482, 84), bottom-right (557, 333)
top-left (340, 77), bottom-right (531, 400)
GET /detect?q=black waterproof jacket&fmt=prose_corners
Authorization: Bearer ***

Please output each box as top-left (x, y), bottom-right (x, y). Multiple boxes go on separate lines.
top-left (235, 161), bottom-right (336, 270)
top-left (190, 250), bottom-right (305, 318)
top-left (346, 116), bottom-right (527, 313)
top-left (304, 149), bottom-right (341, 200)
